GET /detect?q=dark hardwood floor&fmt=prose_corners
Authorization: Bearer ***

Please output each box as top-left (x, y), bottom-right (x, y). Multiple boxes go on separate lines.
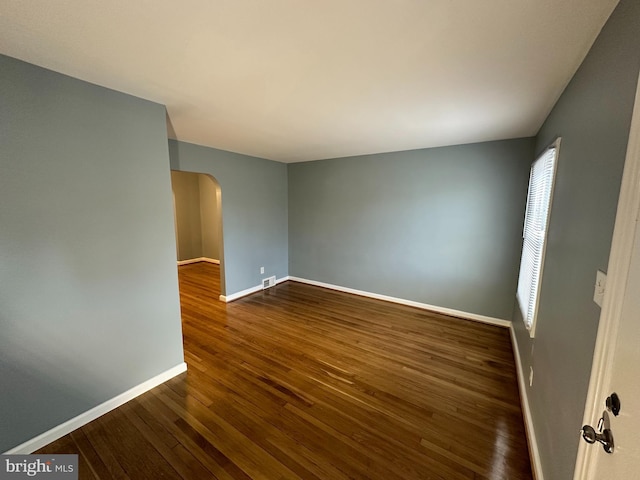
top-left (38, 262), bottom-right (532, 479)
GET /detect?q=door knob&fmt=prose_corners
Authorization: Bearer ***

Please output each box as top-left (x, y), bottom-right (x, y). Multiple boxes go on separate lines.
top-left (581, 424), bottom-right (614, 453)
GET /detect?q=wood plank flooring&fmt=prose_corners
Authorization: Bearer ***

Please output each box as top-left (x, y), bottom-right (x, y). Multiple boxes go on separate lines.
top-left (38, 262), bottom-right (532, 479)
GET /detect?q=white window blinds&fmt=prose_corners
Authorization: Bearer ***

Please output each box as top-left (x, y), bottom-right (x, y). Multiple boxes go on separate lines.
top-left (517, 144), bottom-right (559, 335)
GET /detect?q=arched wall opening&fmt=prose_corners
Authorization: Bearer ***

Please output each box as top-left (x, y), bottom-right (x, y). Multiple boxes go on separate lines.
top-left (170, 170), bottom-right (225, 296)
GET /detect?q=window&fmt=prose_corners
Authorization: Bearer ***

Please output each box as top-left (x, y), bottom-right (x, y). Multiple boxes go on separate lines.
top-left (517, 139), bottom-right (560, 336)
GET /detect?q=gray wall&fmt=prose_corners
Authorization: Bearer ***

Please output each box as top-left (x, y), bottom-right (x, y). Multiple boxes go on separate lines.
top-left (512, 1), bottom-right (640, 478)
top-left (288, 138), bottom-right (535, 320)
top-left (0, 55), bottom-right (185, 452)
top-left (169, 140), bottom-right (288, 296)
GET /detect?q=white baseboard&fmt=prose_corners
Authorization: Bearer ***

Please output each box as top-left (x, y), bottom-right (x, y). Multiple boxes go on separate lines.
top-left (287, 276), bottom-right (511, 328)
top-left (510, 327), bottom-right (544, 480)
top-left (219, 276), bottom-right (290, 303)
top-left (3, 362), bottom-right (188, 455)
top-left (177, 257), bottom-right (220, 266)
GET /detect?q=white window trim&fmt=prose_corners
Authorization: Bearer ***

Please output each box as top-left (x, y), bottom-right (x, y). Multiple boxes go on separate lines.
top-left (517, 137), bottom-right (561, 338)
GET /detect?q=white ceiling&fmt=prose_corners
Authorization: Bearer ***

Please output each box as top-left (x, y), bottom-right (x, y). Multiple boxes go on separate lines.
top-left (0, 0), bottom-right (619, 162)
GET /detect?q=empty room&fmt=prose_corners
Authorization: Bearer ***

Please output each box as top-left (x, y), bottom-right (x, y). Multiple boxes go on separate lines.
top-left (2, 1), bottom-right (640, 479)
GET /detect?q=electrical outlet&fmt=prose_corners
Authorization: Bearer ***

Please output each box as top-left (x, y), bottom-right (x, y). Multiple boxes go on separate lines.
top-left (260, 266), bottom-right (264, 274)
top-left (529, 367), bottom-right (534, 387)
top-left (593, 270), bottom-right (606, 307)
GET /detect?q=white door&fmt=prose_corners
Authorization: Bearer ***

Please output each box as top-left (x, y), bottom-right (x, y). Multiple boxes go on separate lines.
top-left (574, 76), bottom-right (640, 479)
top-left (584, 214), bottom-right (640, 478)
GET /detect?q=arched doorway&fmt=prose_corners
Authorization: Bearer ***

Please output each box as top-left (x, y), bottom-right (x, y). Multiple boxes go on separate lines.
top-left (170, 170), bottom-right (224, 298)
